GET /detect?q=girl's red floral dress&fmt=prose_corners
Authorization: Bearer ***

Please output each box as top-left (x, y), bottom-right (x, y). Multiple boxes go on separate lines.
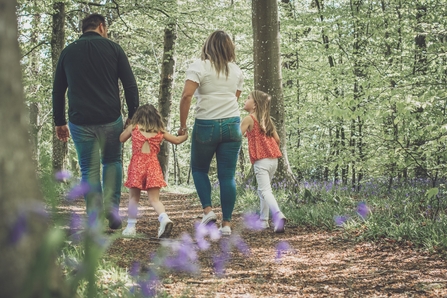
top-left (124, 126), bottom-right (167, 190)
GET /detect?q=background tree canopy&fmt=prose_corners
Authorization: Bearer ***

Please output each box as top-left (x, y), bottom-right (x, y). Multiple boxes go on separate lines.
top-left (17, 0), bottom-right (447, 188)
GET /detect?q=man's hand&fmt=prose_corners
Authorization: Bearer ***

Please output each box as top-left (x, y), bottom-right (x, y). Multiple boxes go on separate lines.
top-left (177, 127), bottom-right (187, 136)
top-left (56, 125), bottom-right (70, 142)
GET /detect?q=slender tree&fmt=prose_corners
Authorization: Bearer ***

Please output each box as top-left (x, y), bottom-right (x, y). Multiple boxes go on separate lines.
top-left (252, 0), bottom-right (295, 182)
top-left (51, 1), bottom-right (67, 172)
top-left (158, 3), bottom-right (178, 183)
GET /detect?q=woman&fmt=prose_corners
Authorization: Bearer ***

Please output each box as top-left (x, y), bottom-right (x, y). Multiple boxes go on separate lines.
top-left (178, 30), bottom-right (244, 236)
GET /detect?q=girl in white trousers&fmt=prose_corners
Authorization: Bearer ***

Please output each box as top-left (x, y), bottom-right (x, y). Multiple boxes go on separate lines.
top-left (240, 90), bottom-right (286, 232)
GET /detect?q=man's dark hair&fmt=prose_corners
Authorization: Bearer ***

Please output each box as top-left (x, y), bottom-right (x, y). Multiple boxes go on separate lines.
top-left (81, 13), bottom-right (106, 33)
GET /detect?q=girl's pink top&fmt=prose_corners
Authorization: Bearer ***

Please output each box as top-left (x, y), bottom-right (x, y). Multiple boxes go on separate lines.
top-left (245, 115), bottom-right (282, 164)
top-left (124, 125), bottom-right (167, 190)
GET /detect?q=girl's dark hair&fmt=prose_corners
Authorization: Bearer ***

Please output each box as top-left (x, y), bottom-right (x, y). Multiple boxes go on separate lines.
top-left (251, 90), bottom-right (276, 137)
top-left (130, 104), bottom-right (166, 133)
top-left (81, 13), bottom-right (106, 33)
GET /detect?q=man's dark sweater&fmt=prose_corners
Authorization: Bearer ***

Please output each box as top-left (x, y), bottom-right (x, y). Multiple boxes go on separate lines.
top-left (52, 31), bottom-right (139, 126)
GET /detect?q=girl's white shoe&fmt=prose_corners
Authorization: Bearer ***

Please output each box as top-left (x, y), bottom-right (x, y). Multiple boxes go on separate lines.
top-left (122, 225), bottom-right (136, 236)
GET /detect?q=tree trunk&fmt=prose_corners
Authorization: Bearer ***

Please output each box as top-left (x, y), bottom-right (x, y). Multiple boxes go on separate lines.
top-left (0, 0), bottom-right (69, 296)
top-left (252, 0), bottom-right (295, 182)
top-left (28, 6), bottom-right (41, 165)
top-left (158, 19), bottom-right (178, 183)
top-left (51, 1), bottom-right (67, 172)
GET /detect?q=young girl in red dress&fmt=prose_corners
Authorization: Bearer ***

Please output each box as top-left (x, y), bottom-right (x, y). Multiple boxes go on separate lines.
top-left (120, 104), bottom-right (188, 237)
top-left (240, 90), bottom-right (287, 233)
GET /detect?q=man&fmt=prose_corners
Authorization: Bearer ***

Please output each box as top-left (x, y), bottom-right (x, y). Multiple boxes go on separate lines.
top-left (52, 13), bottom-right (139, 229)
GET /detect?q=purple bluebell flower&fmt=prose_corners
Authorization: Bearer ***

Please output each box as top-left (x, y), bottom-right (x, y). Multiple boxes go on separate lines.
top-left (9, 212), bottom-right (27, 245)
top-left (55, 170), bottom-right (72, 181)
top-left (231, 235), bottom-right (250, 256)
top-left (275, 241), bottom-right (291, 261)
top-left (129, 262), bottom-right (140, 277)
top-left (357, 202), bottom-right (370, 219)
top-left (213, 253), bottom-right (228, 277)
top-left (70, 213), bottom-right (82, 231)
top-left (196, 237), bottom-right (210, 250)
top-left (67, 181), bottom-right (90, 201)
top-left (242, 212), bottom-right (264, 231)
top-left (334, 215), bottom-right (348, 226)
top-left (163, 233), bottom-right (199, 274)
top-left (194, 222), bottom-right (220, 250)
top-left (139, 277), bottom-right (157, 297)
top-left (207, 224), bottom-right (221, 241)
top-left (68, 212), bottom-right (83, 242)
top-left (194, 222), bottom-right (208, 239)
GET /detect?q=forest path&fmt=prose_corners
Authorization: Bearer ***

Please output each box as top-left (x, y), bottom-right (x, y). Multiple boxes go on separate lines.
top-left (63, 192), bottom-right (447, 297)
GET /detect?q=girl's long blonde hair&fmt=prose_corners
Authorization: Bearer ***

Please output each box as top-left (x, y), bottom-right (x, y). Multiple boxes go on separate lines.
top-left (201, 30), bottom-right (236, 78)
top-left (130, 104), bottom-right (166, 133)
top-left (251, 90), bottom-right (276, 137)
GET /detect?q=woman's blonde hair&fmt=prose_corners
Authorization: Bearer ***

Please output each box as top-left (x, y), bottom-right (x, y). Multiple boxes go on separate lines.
top-left (251, 90), bottom-right (276, 137)
top-left (130, 104), bottom-right (166, 133)
top-left (201, 30), bottom-right (236, 78)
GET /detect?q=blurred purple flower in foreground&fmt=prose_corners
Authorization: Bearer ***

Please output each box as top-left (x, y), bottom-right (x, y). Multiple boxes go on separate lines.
top-left (129, 262), bottom-right (140, 277)
top-left (9, 203), bottom-right (49, 245)
top-left (194, 222), bottom-right (221, 250)
top-left (9, 212), bottom-right (27, 245)
top-left (242, 212), bottom-right (264, 231)
top-left (334, 215), bottom-right (348, 227)
top-left (55, 170), bottom-right (72, 181)
top-left (213, 240), bottom-right (231, 277)
top-left (138, 271), bottom-right (159, 297)
top-left (163, 233), bottom-right (199, 274)
top-left (231, 234), bottom-right (250, 256)
top-left (357, 202), bottom-right (370, 219)
top-left (69, 213), bottom-right (83, 242)
top-left (67, 181), bottom-right (90, 201)
top-left (275, 241), bottom-right (291, 262)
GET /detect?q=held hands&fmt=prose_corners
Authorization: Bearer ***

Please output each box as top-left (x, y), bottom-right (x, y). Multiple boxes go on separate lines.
top-left (177, 126), bottom-right (188, 136)
top-left (56, 125), bottom-right (70, 142)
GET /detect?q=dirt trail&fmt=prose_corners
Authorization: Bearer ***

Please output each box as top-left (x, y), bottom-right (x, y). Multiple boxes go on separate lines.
top-left (66, 192), bottom-right (447, 297)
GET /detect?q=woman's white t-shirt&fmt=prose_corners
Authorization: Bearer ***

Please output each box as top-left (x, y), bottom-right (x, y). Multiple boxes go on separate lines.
top-left (185, 59), bottom-right (244, 120)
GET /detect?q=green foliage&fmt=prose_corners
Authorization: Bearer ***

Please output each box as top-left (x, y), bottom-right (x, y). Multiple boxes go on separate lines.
top-left (241, 178), bottom-right (447, 253)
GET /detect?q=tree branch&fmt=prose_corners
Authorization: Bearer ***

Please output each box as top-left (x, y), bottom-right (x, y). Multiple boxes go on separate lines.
top-left (21, 41), bottom-right (48, 59)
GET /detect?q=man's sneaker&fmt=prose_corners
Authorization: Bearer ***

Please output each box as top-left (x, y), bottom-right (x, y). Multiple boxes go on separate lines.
top-left (122, 225), bottom-right (136, 236)
top-left (219, 225), bottom-right (231, 236)
top-left (158, 218), bottom-right (173, 238)
top-left (107, 211), bottom-right (122, 230)
top-left (259, 220), bottom-right (270, 230)
top-left (200, 210), bottom-right (217, 226)
top-left (273, 212), bottom-right (287, 233)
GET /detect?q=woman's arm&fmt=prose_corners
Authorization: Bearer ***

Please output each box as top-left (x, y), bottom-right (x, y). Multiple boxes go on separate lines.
top-left (178, 80), bottom-right (199, 135)
top-left (120, 125), bottom-right (133, 143)
top-left (163, 131), bottom-right (188, 145)
top-left (236, 90), bottom-right (242, 100)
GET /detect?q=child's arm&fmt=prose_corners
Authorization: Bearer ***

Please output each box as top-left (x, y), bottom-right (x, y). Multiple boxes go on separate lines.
top-left (240, 115), bottom-right (253, 136)
top-left (273, 130), bottom-right (280, 145)
top-left (120, 125), bottom-right (133, 143)
top-left (163, 131), bottom-right (188, 145)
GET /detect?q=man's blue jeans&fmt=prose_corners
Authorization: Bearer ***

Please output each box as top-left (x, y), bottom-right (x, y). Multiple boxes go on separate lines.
top-left (191, 117), bottom-right (242, 222)
top-left (69, 116), bottom-right (123, 215)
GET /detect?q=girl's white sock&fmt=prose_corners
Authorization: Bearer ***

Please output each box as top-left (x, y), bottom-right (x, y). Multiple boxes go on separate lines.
top-left (158, 212), bottom-right (168, 222)
top-left (127, 218), bottom-right (137, 228)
